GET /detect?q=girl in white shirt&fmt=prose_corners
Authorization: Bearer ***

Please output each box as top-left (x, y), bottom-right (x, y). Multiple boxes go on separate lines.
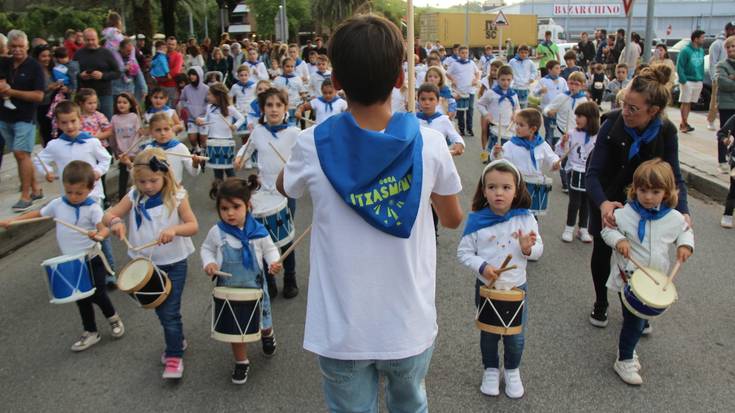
top-left (143, 87), bottom-right (183, 134)
top-left (294, 79), bottom-right (348, 126)
top-left (273, 57), bottom-right (307, 127)
top-left (554, 102), bottom-right (599, 243)
top-left (103, 148), bottom-right (199, 380)
top-left (201, 177), bottom-right (282, 385)
top-left (601, 159), bottom-right (693, 386)
top-left (143, 113), bottom-right (204, 184)
top-left (457, 159), bottom-right (542, 399)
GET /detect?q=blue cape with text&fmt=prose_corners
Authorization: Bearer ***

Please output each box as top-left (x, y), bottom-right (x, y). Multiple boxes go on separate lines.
top-left (314, 112), bottom-right (424, 238)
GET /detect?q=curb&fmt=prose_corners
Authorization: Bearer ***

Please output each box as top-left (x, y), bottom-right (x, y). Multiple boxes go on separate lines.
top-left (680, 164), bottom-right (729, 203)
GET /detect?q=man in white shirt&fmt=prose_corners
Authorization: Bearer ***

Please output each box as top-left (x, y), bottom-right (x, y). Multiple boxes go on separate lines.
top-left (277, 15), bottom-right (463, 413)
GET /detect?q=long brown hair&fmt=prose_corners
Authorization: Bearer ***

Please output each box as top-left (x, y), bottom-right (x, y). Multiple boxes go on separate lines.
top-left (628, 64), bottom-right (672, 115)
top-left (574, 101), bottom-right (600, 136)
top-left (208, 83), bottom-right (231, 117)
top-left (471, 161), bottom-right (531, 211)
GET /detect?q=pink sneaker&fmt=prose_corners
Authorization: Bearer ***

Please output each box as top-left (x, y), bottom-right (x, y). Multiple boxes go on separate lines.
top-left (162, 357), bottom-right (184, 379)
top-left (160, 339), bottom-right (188, 365)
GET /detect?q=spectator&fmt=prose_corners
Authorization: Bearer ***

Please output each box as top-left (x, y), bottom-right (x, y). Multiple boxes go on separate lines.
top-left (715, 35), bottom-right (735, 173)
top-left (577, 32), bottom-right (596, 71)
top-left (32, 45), bottom-right (58, 147)
top-left (63, 29), bottom-right (83, 60)
top-left (301, 39), bottom-right (314, 60)
top-left (314, 37), bottom-right (328, 56)
top-left (74, 28), bottom-right (120, 120)
top-left (0, 30), bottom-right (45, 212)
top-left (537, 31), bottom-right (561, 77)
top-left (603, 35), bottom-right (618, 79)
top-left (229, 42), bottom-right (244, 81)
top-left (113, 38), bottom-right (147, 104)
top-left (101, 11), bottom-right (127, 71)
top-left (200, 37), bottom-right (212, 61)
top-left (159, 36), bottom-right (184, 102)
top-left (619, 32), bottom-right (642, 78)
top-left (258, 42), bottom-right (271, 68)
top-left (31, 38), bottom-right (47, 49)
top-left (648, 44), bottom-right (676, 90)
top-left (708, 22), bottom-right (735, 131)
top-left (207, 47), bottom-right (229, 79)
top-left (594, 29), bottom-right (608, 64)
top-left (185, 45), bottom-right (205, 71)
top-left (614, 29), bottom-right (626, 60)
top-left (677, 30), bottom-right (706, 133)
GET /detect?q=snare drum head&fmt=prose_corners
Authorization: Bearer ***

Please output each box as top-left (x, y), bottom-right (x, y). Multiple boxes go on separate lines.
top-left (118, 258), bottom-right (153, 291)
top-left (41, 252), bottom-right (89, 267)
top-left (213, 287), bottom-right (263, 301)
top-left (251, 191), bottom-right (287, 217)
top-left (629, 268), bottom-right (677, 308)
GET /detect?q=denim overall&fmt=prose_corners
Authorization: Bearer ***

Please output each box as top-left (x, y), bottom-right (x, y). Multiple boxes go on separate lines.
top-left (216, 231), bottom-right (272, 329)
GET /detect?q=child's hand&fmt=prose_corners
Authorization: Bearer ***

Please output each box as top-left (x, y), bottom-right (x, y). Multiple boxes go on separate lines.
top-left (204, 263), bottom-right (220, 277)
top-left (119, 154), bottom-right (132, 167)
top-left (158, 227), bottom-right (177, 244)
top-left (247, 123), bottom-right (255, 132)
top-left (677, 245), bottom-right (693, 263)
top-left (561, 133), bottom-right (569, 145)
top-left (518, 230), bottom-right (537, 256)
top-left (724, 137), bottom-right (733, 146)
top-left (295, 111), bottom-right (303, 120)
top-left (485, 114), bottom-right (493, 124)
top-left (449, 143), bottom-right (464, 156)
top-left (269, 262), bottom-right (283, 274)
top-left (192, 156), bottom-right (201, 168)
top-left (547, 109), bottom-right (557, 117)
top-left (234, 156), bottom-right (243, 170)
top-left (540, 86), bottom-right (548, 94)
top-left (552, 159), bottom-right (562, 171)
top-left (195, 117), bottom-right (205, 126)
top-left (616, 239), bottom-right (630, 258)
top-left (492, 143), bottom-right (502, 157)
top-left (87, 230), bottom-right (104, 241)
top-left (45, 172), bottom-right (56, 183)
top-left (481, 265), bottom-right (499, 285)
top-left (111, 222), bottom-right (127, 240)
top-left (0, 219), bottom-right (11, 229)
top-left (94, 171), bottom-right (102, 181)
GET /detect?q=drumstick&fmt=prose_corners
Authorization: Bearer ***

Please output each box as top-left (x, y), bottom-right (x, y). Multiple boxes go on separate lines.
top-left (120, 235), bottom-right (134, 250)
top-left (34, 153), bottom-right (51, 176)
top-left (627, 255), bottom-right (660, 286)
top-left (663, 260), bottom-right (682, 292)
top-left (123, 134), bottom-right (148, 156)
top-left (214, 270), bottom-right (232, 278)
top-left (133, 240), bottom-right (159, 252)
top-left (268, 141), bottom-right (287, 164)
top-left (8, 216), bottom-right (53, 226)
top-left (166, 152), bottom-right (210, 161)
top-left (277, 225), bottom-right (312, 264)
top-left (560, 143), bottom-right (581, 162)
top-left (495, 265), bottom-right (518, 275)
top-left (54, 219), bottom-right (104, 241)
top-left (303, 117), bottom-right (316, 125)
top-left (500, 254), bottom-right (513, 270)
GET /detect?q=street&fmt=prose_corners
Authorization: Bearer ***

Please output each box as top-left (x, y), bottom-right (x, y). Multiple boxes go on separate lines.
top-left (1, 125), bottom-right (734, 413)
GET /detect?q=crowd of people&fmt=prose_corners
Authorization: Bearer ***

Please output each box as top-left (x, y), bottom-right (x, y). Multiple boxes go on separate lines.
top-left (0, 10), bottom-right (733, 411)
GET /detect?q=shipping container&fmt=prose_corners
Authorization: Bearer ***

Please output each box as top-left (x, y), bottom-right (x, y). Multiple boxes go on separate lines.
top-left (419, 12), bottom-right (539, 50)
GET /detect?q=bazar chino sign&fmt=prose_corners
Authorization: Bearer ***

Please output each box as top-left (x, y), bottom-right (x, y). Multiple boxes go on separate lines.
top-left (553, 4), bottom-right (624, 16)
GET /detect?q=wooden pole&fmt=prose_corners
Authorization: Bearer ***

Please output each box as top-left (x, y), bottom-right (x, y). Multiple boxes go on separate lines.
top-left (407, 0), bottom-right (416, 113)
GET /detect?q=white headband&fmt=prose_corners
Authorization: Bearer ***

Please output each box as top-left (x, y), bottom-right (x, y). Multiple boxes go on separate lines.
top-left (481, 159), bottom-right (522, 186)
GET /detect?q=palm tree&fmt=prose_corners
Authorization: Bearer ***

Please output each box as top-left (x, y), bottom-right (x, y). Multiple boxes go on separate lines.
top-left (311, 0), bottom-right (370, 32)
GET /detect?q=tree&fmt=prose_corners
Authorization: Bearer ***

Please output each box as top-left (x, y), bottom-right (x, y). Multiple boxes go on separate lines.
top-left (160, 0), bottom-right (177, 37)
top-left (130, 0), bottom-right (155, 39)
top-left (249, 0), bottom-right (311, 40)
top-left (311, 0), bottom-right (369, 32)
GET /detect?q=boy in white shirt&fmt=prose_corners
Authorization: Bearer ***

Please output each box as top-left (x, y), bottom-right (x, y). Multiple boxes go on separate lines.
top-left (276, 15), bottom-right (463, 412)
top-left (243, 47), bottom-right (269, 83)
top-left (479, 45), bottom-right (496, 77)
top-left (288, 43), bottom-right (311, 85)
top-left (416, 83), bottom-right (465, 156)
top-left (534, 60), bottom-right (568, 145)
top-left (309, 55), bottom-right (332, 98)
top-left (508, 45), bottom-right (538, 108)
top-left (477, 65), bottom-right (520, 161)
top-left (446, 45), bottom-right (480, 136)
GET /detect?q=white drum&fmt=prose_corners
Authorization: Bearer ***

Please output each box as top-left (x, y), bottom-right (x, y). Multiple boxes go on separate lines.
top-left (251, 190), bottom-right (294, 248)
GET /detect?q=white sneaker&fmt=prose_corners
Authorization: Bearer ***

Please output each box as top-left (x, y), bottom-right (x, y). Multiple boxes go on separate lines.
top-left (577, 228), bottom-right (593, 243)
top-left (3, 98), bottom-right (16, 110)
top-left (721, 215), bottom-right (733, 229)
top-left (503, 368), bottom-right (525, 398)
top-left (641, 324), bottom-right (652, 336)
top-left (617, 350), bottom-right (641, 370)
top-left (614, 359), bottom-right (642, 385)
top-left (71, 331), bottom-right (100, 352)
top-left (719, 163), bottom-right (730, 174)
top-left (108, 314), bottom-right (125, 338)
top-left (707, 121), bottom-right (717, 131)
top-left (480, 368), bottom-right (500, 396)
top-left (561, 226), bottom-right (574, 243)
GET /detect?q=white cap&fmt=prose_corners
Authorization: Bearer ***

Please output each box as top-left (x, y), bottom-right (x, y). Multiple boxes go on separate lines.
top-left (136, 34), bottom-right (146, 40)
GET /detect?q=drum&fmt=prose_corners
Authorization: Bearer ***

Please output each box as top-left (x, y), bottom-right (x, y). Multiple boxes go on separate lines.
top-left (622, 268), bottom-right (677, 320)
top-left (525, 176), bottom-right (553, 215)
top-left (476, 285), bottom-right (525, 335)
top-left (570, 170), bottom-right (586, 192)
top-left (206, 139), bottom-right (236, 169)
top-left (117, 258), bottom-right (171, 309)
top-left (252, 191), bottom-right (294, 248)
top-left (41, 252), bottom-right (96, 304)
top-left (211, 287), bottom-right (263, 343)
top-left (456, 94), bottom-right (470, 112)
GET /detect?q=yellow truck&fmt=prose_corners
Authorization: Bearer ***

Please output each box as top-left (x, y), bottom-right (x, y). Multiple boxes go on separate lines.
top-left (419, 12), bottom-right (538, 49)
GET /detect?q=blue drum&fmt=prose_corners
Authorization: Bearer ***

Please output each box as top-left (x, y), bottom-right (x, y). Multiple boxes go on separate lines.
top-left (206, 139), bottom-right (236, 169)
top-left (525, 176), bottom-right (552, 216)
top-left (41, 252), bottom-right (96, 304)
top-left (622, 267), bottom-right (677, 320)
top-left (251, 191), bottom-right (294, 248)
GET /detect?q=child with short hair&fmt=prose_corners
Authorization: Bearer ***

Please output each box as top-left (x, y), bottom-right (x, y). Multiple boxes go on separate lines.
top-left (103, 148), bottom-right (199, 380)
top-left (273, 57), bottom-right (308, 126)
top-left (0, 161), bottom-right (124, 352)
top-left (178, 66), bottom-right (209, 156)
top-left (424, 66), bottom-right (457, 118)
top-left (446, 45), bottom-right (480, 136)
top-left (244, 47), bottom-right (269, 83)
top-left (555, 101), bottom-right (600, 243)
top-left (144, 87), bottom-right (184, 134)
top-left (52, 47), bottom-right (79, 93)
top-left (288, 43), bottom-right (311, 84)
top-left (534, 60), bottom-right (568, 145)
top-left (717, 114), bottom-right (735, 228)
top-left (195, 83), bottom-right (245, 181)
top-left (479, 45), bottom-right (496, 77)
top-left (201, 177), bottom-right (282, 384)
top-left (143, 113), bottom-right (204, 184)
top-left (604, 64), bottom-right (630, 110)
top-left (229, 65), bottom-right (256, 115)
top-left (295, 79), bottom-right (348, 125)
top-left (478, 65), bottom-right (520, 160)
top-left (457, 159), bottom-right (542, 398)
top-left (75, 88), bottom-right (113, 146)
top-left (588, 63), bottom-right (609, 105)
top-left (560, 50), bottom-right (581, 80)
top-left (416, 83), bottom-right (465, 156)
top-left (310, 55), bottom-right (332, 98)
top-left (508, 45), bottom-right (537, 108)
top-left (111, 92), bottom-right (142, 198)
top-left (150, 41), bottom-right (170, 82)
top-left (601, 158), bottom-right (693, 385)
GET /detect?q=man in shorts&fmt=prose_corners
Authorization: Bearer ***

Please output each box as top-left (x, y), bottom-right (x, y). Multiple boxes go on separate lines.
top-left (677, 30), bottom-right (706, 133)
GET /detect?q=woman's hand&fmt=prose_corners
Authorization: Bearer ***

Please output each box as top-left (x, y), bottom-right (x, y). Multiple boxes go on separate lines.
top-left (601, 201), bottom-right (624, 228)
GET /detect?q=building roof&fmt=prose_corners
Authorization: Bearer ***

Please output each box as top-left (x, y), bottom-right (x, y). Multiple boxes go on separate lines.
top-left (228, 24), bottom-right (252, 34)
top-left (233, 4), bottom-right (250, 14)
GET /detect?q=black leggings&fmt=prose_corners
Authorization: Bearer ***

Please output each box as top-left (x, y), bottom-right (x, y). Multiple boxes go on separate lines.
top-left (718, 109), bottom-right (735, 163)
top-left (76, 256), bottom-right (117, 332)
top-left (566, 189), bottom-right (589, 227)
top-left (725, 177), bottom-right (735, 216)
top-left (590, 235), bottom-right (612, 308)
top-left (37, 104), bottom-right (53, 147)
top-left (214, 168), bottom-right (235, 180)
top-left (118, 163), bottom-right (131, 201)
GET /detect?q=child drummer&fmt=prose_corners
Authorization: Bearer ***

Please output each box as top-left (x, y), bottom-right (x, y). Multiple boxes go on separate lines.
top-left (601, 159), bottom-right (693, 386)
top-left (457, 159), bottom-right (542, 399)
top-left (0, 161), bottom-right (124, 352)
top-left (201, 177), bottom-right (283, 384)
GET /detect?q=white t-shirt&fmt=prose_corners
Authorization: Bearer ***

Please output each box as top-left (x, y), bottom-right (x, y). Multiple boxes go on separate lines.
top-left (417, 115), bottom-right (464, 147)
top-left (447, 60), bottom-right (479, 95)
top-left (492, 139), bottom-right (560, 183)
top-left (273, 75), bottom-right (307, 109)
top-left (533, 76), bottom-right (568, 109)
top-left (543, 94), bottom-right (588, 133)
top-left (204, 105), bottom-right (245, 139)
top-left (200, 225), bottom-right (280, 271)
top-left (309, 97), bottom-right (348, 125)
top-left (41, 197), bottom-right (103, 255)
top-left (283, 126), bottom-right (462, 360)
top-left (144, 108), bottom-right (177, 124)
top-left (390, 88), bottom-right (407, 113)
top-left (309, 71), bottom-right (331, 98)
top-left (237, 124), bottom-right (299, 192)
top-left (142, 141), bottom-right (199, 184)
top-left (229, 82), bottom-right (257, 114)
top-left (476, 88), bottom-right (519, 137)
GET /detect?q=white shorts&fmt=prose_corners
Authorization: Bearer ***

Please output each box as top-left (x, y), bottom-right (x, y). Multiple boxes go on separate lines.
top-left (679, 81), bottom-right (703, 103)
top-left (187, 122), bottom-right (208, 135)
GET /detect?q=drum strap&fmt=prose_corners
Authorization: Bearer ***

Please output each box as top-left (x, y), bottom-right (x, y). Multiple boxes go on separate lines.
top-left (90, 244), bottom-right (115, 276)
top-left (476, 296), bottom-right (525, 330)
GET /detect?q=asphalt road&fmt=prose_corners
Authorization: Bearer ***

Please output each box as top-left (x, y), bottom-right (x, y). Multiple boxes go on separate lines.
top-left (1, 126), bottom-right (734, 412)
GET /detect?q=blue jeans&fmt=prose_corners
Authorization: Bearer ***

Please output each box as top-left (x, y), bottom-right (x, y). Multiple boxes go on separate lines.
top-left (543, 115), bottom-right (558, 147)
top-left (512, 88), bottom-right (529, 108)
top-left (318, 345), bottom-right (434, 413)
top-left (0, 120), bottom-right (36, 153)
top-left (98, 94), bottom-right (113, 120)
top-left (155, 259), bottom-right (188, 358)
top-left (618, 293), bottom-right (646, 361)
top-left (475, 280), bottom-right (528, 369)
top-left (456, 93), bottom-right (475, 134)
top-left (486, 130), bottom-right (508, 151)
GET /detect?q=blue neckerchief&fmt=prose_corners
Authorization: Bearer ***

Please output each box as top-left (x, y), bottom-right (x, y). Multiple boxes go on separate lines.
top-left (545, 74), bottom-right (559, 81)
top-left (318, 96), bottom-right (339, 112)
top-left (316, 71), bottom-right (331, 79)
top-left (513, 54), bottom-right (525, 62)
top-left (237, 80), bottom-right (254, 94)
top-left (217, 216), bottom-right (269, 270)
top-left (146, 138), bottom-right (180, 151)
top-left (628, 200), bottom-right (672, 242)
top-left (510, 133), bottom-right (545, 169)
top-left (133, 190), bottom-right (163, 229)
top-left (577, 128), bottom-right (591, 144)
top-left (264, 122), bottom-right (288, 138)
top-left (416, 111), bottom-right (442, 125)
top-left (58, 131), bottom-right (93, 145)
top-left (492, 85), bottom-right (517, 107)
top-left (61, 196), bottom-right (95, 225)
top-left (295, 58), bottom-right (303, 67)
top-left (457, 58), bottom-right (470, 64)
top-left (249, 99), bottom-right (261, 118)
top-left (439, 85), bottom-right (452, 99)
top-left (147, 105), bottom-right (171, 114)
top-left (281, 73), bottom-right (296, 85)
top-left (314, 112), bottom-right (424, 238)
top-left (625, 117), bottom-right (662, 160)
top-left (564, 90), bottom-right (586, 108)
top-left (462, 208), bottom-right (530, 237)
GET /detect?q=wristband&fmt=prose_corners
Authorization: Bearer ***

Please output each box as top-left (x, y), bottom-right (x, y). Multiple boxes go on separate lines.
top-left (109, 217), bottom-right (122, 226)
top-left (478, 261), bottom-right (488, 275)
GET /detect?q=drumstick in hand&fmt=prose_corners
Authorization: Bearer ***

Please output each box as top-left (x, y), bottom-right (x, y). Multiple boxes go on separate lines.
top-left (123, 134), bottom-right (148, 156)
top-left (277, 225), bottom-right (312, 264)
top-left (8, 216), bottom-right (53, 226)
top-left (627, 255), bottom-right (660, 286)
top-left (54, 219), bottom-right (104, 241)
top-left (663, 260), bottom-right (682, 291)
top-left (268, 141), bottom-right (287, 164)
top-left (34, 153), bottom-right (51, 176)
top-left (500, 254), bottom-right (512, 270)
top-left (214, 270), bottom-right (232, 278)
top-left (120, 235), bottom-right (134, 250)
top-left (495, 265), bottom-right (518, 275)
top-left (133, 240), bottom-right (160, 252)
top-left (166, 152), bottom-right (210, 160)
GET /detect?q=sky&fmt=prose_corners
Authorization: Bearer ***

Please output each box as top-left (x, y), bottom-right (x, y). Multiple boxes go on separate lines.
top-left (425, 0), bottom-right (522, 8)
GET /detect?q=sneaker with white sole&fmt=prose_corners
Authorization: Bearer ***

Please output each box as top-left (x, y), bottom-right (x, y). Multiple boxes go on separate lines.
top-left (232, 362), bottom-right (250, 384)
top-left (561, 226), bottom-right (574, 243)
top-left (614, 358), bottom-right (642, 385)
top-left (641, 323), bottom-right (652, 336)
top-left (721, 215), bottom-right (733, 229)
top-left (160, 339), bottom-right (188, 364)
top-left (707, 121), bottom-right (717, 131)
top-left (617, 350), bottom-right (641, 370)
top-left (480, 368), bottom-right (500, 396)
top-left (577, 228), bottom-right (593, 243)
top-left (108, 314), bottom-right (125, 338)
top-left (71, 331), bottom-right (100, 352)
top-left (589, 304), bottom-right (608, 328)
top-left (719, 163), bottom-right (730, 174)
top-left (503, 368), bottom-right (525, 398)
top-left (162, 357), bottom-right (184, 379)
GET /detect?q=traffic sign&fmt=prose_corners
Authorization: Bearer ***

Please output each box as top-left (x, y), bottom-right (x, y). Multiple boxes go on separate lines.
top-left (494, 10), bottom-right (510, 27)
top-left (622, 0), bottom-right (635, 16)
